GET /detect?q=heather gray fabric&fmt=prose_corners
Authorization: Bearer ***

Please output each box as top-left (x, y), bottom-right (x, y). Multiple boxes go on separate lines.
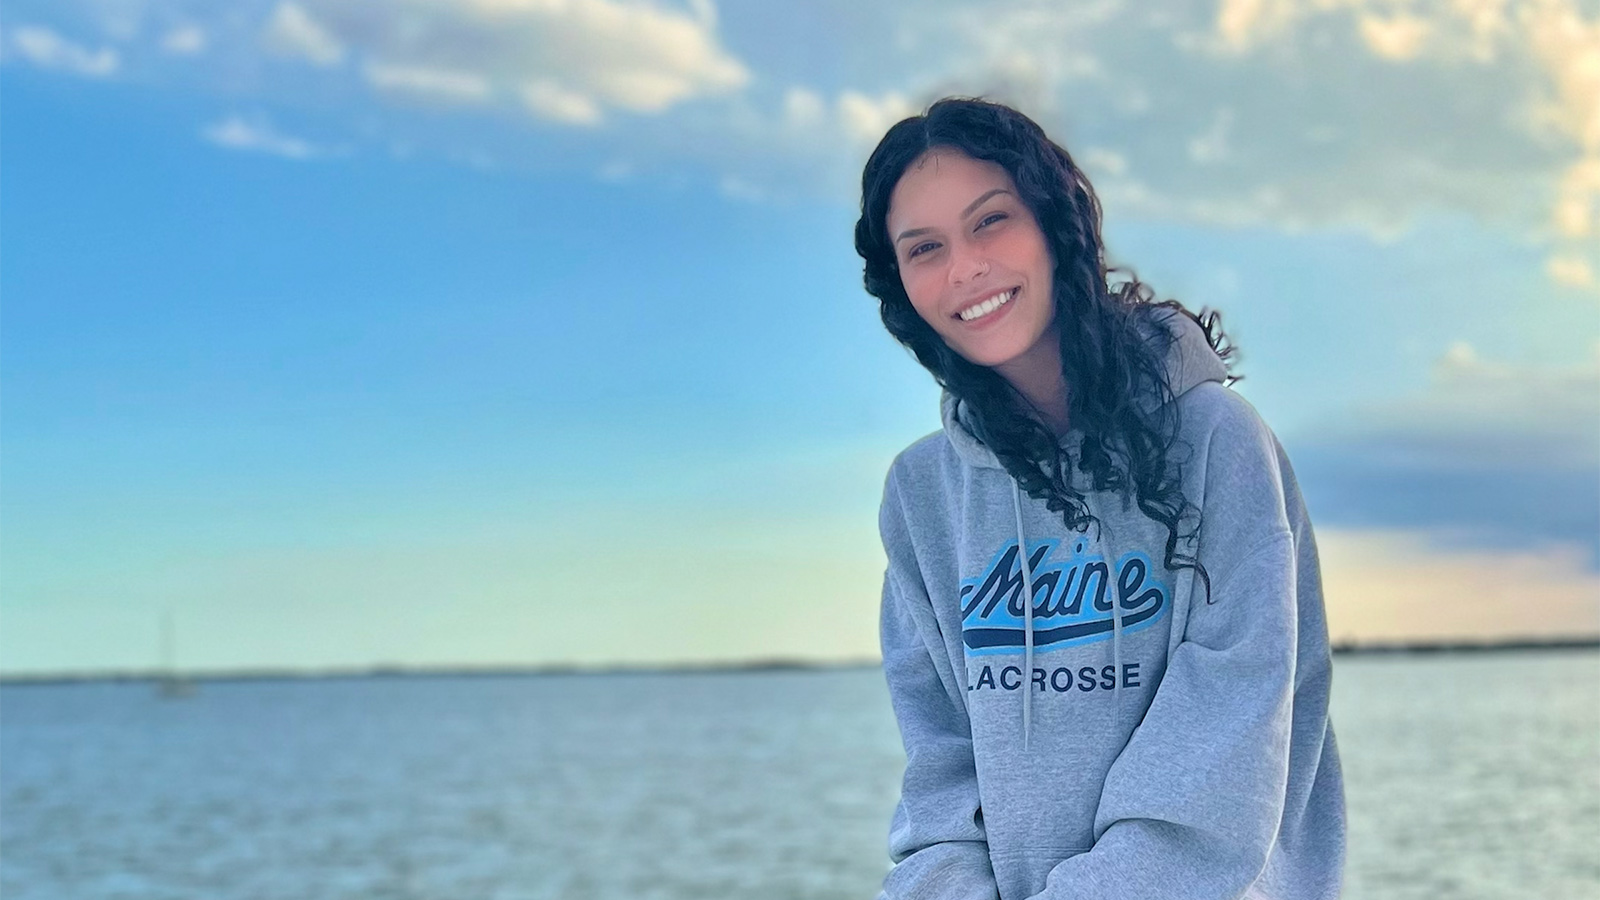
top-left (875, 307), bottom-right (1346, 900)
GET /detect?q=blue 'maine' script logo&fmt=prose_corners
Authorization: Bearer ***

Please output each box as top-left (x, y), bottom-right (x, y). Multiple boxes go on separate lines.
top-left (960, 538), bottom-right (1169, 655)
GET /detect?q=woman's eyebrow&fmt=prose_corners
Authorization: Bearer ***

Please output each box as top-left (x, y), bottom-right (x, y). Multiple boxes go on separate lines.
top-left (960, 188), bottom-right (1010, 218)
top-left (894, 188), bottom-right (1013, 244)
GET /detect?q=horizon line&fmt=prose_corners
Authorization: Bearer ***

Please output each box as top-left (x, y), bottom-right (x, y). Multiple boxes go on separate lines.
top-left (3, 635), bottom-right (1597, 686)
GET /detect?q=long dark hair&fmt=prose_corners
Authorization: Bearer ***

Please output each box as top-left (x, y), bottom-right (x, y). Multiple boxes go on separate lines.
top-left (854, 96), bottom-right (1240, 604)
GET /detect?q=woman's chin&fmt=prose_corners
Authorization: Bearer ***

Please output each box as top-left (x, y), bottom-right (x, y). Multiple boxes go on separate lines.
top-left (954, 342), bottom-right (1027, 371)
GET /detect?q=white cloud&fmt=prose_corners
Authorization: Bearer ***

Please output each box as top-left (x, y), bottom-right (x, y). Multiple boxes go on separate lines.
top-left (1553, 156), bottom-right (1599, 237)
top-left (232, 0), bottom-right (748, 131)
top-left (836, 89), bottom-right (914, 146)
top-left (774, 82), bottom-right (915, 152)
top-left (1192, 0), bottom-right (1599, 240)
top-left (1078, 147), bottom-right (1129, 178)
top-left (1358, 12), bottom-right (1433, 60)
top-left (1215, 0), bottom-right (1299, 50)
top-left (365, 62), bottom-right (492, 104)
top-left (1186, 107), bottom-right (1235, 165)
top-left (263, 2), bottom-right (344, 67)
top-left (1521, 0), bottom-right (1600, 291)
top-left (1521, 0), bottom-right (1599, 154)
top-left (782, 86), bottom-right (827, 128)
top-left (776, 84), bottom-right (912, 150)
top-left (296, 0), bottom-right (746, 122)
top-left (201, 113), bottom-right (333, 160)
top-left (7, 24), bottom-right (118, 77)
top-left (521, 80), bottom-right (602, 126)
top-left (1547, 253), bottom-right (1596, 288)
top-left (161, 24), bottom-right (206, 55)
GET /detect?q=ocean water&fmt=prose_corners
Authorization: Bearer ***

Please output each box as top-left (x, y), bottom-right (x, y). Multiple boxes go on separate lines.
top-left (2, 650), bottom-right (1595, 899)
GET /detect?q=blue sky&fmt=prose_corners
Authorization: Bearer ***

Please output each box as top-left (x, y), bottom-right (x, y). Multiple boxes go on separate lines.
top-left (3, 0), bottom-right (1597, 674)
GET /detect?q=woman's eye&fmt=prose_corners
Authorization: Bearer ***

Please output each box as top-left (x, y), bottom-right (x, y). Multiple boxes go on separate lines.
top-left (908, 241), bottom-right (939, 259)
top-left (977, 212), bottom-right (1007, 230)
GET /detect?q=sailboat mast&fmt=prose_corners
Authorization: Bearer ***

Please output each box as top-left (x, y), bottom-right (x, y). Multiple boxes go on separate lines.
top-left (161, 609), bottom-right (175, 677)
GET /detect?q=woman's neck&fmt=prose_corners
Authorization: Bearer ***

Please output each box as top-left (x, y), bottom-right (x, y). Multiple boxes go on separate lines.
top-left (995, 324), bottom-right (1072, 437)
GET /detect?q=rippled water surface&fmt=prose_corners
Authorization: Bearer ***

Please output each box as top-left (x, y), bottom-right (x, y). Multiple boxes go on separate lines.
top-left (3, 651), bottom-right (1596, 899)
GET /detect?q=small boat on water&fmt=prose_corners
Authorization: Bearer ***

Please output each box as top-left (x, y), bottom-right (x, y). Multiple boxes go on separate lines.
top-left (156, 611), bottom-right (196, 699)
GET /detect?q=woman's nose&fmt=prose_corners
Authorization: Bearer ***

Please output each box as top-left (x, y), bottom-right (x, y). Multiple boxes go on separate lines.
top-left (949, 247), bottom-right (990, 285)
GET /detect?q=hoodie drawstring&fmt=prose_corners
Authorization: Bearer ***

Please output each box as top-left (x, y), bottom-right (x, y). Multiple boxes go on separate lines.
top-left (1011, 478), bottom-right (1124, 750)
top-left (1011, 480), bottom-right (1035, 751)
top-left (1112, 556), bottom-right (1123, 728)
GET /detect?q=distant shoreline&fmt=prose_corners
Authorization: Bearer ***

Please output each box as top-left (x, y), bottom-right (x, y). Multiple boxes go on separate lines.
top-left (3, 636), bottom-right (1596, 687)
top-left (0, 657), bottom-right (867, 687)
top-left (1329, 636), bottom-right (1600, 656)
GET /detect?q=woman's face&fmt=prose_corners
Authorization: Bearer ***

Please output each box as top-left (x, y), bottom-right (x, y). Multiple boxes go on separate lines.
top-left (886, 149), bottom-right (1057, 372)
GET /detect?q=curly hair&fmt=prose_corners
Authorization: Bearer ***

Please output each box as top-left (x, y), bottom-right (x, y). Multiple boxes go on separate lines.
top-left (854, 96), bottom-right (1241, 605)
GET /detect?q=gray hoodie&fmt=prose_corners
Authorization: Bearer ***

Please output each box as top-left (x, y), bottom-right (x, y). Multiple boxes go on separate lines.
top-left (875, 306), bottom-right (1346, 900)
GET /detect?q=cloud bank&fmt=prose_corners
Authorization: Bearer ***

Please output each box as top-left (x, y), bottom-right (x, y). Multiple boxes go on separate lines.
top-left (1290, 340), bottom-right (1600, 568)
top-left (2, 0), bottom-right (1594, 284)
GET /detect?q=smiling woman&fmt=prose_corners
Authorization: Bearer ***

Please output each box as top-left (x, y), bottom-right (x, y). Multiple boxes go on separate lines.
top-left (855, 97), bottom-right (1347, 900)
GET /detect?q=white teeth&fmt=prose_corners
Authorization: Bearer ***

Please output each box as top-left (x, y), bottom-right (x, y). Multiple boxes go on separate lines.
top-left (958, 289), bottom-right (1014, 322)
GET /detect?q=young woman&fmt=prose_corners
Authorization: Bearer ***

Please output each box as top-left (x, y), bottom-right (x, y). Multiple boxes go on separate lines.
top-left (855, 98), bottom-right (1346, 900)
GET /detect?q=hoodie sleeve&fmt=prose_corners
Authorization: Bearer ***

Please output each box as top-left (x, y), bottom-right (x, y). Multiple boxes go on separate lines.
top-left (877, 466), bottom-right (1002, 900)
top-left (1031, 394), bottom-right (1302, 900)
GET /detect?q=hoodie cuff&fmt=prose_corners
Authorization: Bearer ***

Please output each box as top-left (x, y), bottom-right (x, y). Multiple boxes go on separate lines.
top-left (880, 841), bottom-right (1001, 900)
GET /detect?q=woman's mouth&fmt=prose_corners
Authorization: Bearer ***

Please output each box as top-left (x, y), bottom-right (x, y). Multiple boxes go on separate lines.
top-left (956, 287), bottom-right (1017, 323)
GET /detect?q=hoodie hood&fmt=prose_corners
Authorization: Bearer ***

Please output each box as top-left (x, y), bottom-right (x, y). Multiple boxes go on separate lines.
top-left (939, 305), bottom-right (1229, 471)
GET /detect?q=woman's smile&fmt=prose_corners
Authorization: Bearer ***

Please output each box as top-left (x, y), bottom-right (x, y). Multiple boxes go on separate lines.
top-left (955, 286), bottom-right (1019, 324)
